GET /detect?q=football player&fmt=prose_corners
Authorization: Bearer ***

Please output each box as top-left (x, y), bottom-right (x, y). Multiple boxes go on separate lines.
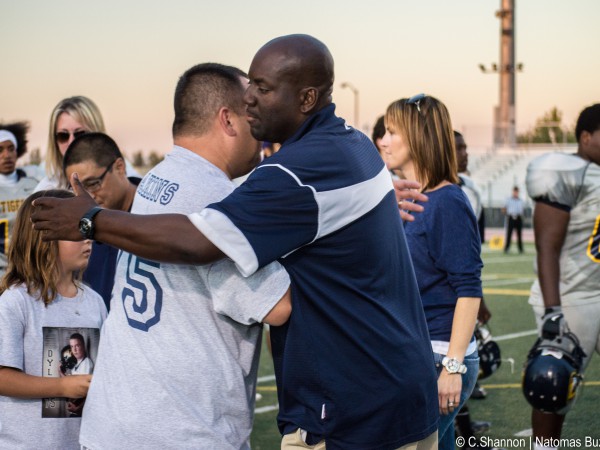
top-left (0, 122), bottom-right (39, 275)
top-left (525, 103), bottom-right (600, 450)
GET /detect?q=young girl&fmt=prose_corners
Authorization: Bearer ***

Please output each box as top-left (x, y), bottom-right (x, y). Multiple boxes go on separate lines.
top-left (0, 190), bottom-right (107, 449)
top-left (381, 94), bottom-right (483, 450)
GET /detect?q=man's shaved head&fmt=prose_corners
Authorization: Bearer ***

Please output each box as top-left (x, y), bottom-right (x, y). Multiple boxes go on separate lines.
top-left (256, 34), bottom-right (334, 103)
top-left (245, 34), bottom-right (335, 143)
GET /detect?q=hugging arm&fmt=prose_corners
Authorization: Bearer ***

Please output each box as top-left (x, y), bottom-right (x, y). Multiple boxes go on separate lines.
top-left (31, 173), bottom-right (225, 265)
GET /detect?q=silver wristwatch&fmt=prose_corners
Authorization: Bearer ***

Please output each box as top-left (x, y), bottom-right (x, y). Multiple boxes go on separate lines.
top-left (442, 356), bottom-right (467, 374)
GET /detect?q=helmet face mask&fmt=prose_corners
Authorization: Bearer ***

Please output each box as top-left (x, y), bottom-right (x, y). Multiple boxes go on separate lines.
top-left (522, 332), bottom-right (586, 413)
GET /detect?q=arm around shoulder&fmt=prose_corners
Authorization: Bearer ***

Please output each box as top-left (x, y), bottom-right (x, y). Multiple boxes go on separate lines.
top-left (93, 210), bottom-right (225, 265)
top-left (31, 172), bottom-right (225, 265)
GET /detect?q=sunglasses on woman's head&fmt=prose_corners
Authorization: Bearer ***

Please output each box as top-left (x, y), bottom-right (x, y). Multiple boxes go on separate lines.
top-left (55, 130), bottom-right (87, 144)
top-left (407, 93), bottom-right (427, 114)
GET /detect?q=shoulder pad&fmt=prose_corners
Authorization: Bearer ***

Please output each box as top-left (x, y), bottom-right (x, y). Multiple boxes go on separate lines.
top-left (526, 153), bottom-right (588, 208)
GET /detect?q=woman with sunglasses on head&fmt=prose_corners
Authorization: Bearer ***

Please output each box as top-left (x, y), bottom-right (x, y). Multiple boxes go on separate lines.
top-left (380, 94), bottom-right (483, 450)
top-left (35, 96), bottom-right (105, 192)
top-left (35, 96), bottom-right (138, 192)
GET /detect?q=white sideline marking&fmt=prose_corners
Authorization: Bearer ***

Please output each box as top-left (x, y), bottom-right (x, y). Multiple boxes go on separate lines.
top-left (514, 428), bottom-right (532, 437)
top-left (494, 329), bottom-right (537, 341)
top-left (257, 375), bottom-right (276, 383)
top-left (255, 404), bottom-right (279, 414)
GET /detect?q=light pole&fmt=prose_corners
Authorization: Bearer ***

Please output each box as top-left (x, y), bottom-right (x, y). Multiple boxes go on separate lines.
top-left (479, 0), bottom-right (523, 147)
top-left (340, 82), bottom-right (359, 128)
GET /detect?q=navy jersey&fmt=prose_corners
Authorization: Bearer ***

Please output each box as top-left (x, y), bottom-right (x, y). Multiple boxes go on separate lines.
top-left (190, 104), bottom-right (438, 450)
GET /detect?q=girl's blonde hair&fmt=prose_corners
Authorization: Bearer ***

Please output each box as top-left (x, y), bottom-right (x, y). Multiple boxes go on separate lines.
top-left (46, 96), bottom-right (105, 187)
top-left (384, 95), bottom-right (458, 190)
top-left (0, 190), bottom-right (81, 306)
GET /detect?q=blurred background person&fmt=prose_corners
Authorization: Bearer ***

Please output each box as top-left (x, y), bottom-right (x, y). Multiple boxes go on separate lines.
top-left (0, 122), bottom-right (39, 275)
top-left (501, 186), bottom-right (524, 254)
top-left (372, 115), bottom-right (402, 179)
top-left (453, 130), bottom-right (498, 449)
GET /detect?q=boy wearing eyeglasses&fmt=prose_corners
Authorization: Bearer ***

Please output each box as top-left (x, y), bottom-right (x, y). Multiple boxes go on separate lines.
top-left (63, 132), bottom-right (141, 310)
top-left (0, 122), bottom-right (39, 275)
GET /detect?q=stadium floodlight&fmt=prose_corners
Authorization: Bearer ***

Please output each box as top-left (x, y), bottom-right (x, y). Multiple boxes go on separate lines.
top-left (340, 82), bottom-right (359, 129)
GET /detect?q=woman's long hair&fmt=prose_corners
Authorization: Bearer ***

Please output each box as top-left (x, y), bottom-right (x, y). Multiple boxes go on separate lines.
top-left (0, 190), bottom-right (80, 306)
top-left (385, 95), bottom-right (458, 190)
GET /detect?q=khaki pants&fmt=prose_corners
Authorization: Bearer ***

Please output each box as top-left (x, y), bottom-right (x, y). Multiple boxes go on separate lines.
top-left (281, 429), bottom-right (438, 450)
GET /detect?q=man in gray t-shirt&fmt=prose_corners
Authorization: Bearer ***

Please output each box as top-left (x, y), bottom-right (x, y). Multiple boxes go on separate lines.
top-left (79, 64), bottom-right (291, 450)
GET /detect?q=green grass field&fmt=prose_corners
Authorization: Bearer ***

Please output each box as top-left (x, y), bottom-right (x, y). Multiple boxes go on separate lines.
top-left (251, 243), bottom-right (600, 449)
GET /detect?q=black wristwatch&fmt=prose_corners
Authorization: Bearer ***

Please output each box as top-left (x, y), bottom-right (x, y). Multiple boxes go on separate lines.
top-left (79, 207), bottom-right (103, 240)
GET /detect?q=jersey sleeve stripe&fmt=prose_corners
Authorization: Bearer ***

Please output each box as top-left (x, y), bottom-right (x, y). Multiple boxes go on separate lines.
top-left (314, 166), bottom-right (394, 240)
top-left (188, 209), bottom-right (259, 277)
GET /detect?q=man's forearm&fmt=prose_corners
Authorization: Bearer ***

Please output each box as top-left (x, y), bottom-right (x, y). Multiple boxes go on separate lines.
top-left (94, 209), bottom-right (225, 265)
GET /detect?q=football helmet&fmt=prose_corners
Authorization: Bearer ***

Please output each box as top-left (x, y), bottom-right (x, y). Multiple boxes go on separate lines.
top-left (475, 325), bottom-right (501, 379)
top-left (60, 344), bottom-right (77, 375)
top-left (522, 331), bottom-right (586, 413)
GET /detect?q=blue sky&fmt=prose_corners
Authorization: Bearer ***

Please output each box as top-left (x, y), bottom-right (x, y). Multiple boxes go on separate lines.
top-left (2, 0), bottom-right (599, 158)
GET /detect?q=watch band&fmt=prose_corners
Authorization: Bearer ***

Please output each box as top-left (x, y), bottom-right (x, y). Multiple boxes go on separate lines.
top-left (80, 206), bottom-right (103, 240)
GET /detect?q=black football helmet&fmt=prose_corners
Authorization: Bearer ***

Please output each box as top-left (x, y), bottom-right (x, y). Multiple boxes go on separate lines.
top-left (522, 331), bottom-right (586, 413)
top-left (475, 325), bottom-right (501, 379)
top-left (60, 344), bottom-right (77, 375)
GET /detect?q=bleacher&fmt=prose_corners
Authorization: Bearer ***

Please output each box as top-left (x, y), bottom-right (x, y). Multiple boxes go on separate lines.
top-left (466, 144), bottom-right (577, 208)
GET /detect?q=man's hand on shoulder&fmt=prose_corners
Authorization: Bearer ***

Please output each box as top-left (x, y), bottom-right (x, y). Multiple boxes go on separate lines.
top-left (393, 179), bottom-right (428, 222)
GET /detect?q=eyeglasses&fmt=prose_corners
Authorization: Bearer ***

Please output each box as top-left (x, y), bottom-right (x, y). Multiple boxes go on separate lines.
top-left (55, 130), bottom-right (87, 144)
top-left (80, 159), bottom-right (117, 193)
top-left (407, 93), bottom-right (427, 114)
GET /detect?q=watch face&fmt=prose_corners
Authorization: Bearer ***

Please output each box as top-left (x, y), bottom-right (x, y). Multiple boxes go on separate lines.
top-left (79, 218), bottom-right (93, 237)
top-left (447, 360), bottom-right (459, 372)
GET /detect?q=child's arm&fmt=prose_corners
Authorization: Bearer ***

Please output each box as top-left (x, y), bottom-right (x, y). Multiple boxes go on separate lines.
top-left (0, 366), bottom-right (91, 399)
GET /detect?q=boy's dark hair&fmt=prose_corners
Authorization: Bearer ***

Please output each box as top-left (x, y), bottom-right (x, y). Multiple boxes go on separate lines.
top-left (372, 116), bottom-right (385, 143)
top-left (575, 103), bottom-right (600, 142)
top-left (63, 132), bottom-right (123, 173)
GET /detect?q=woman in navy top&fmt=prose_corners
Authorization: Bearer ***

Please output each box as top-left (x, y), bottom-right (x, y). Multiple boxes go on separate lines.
top-left (380, 94), bottom-right (483, 450)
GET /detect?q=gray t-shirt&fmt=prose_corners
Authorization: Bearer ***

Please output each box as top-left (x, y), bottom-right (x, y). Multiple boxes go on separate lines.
top-left (79, 146), bottom-right (290, 450)
top-left (0, 284), bottom-right (107, 449)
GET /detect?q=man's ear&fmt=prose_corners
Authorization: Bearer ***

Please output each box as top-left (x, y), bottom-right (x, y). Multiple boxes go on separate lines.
top-left (218, 107), bottom-right (237, 137)
top-left (113, 157), bottom-right (126, 175)
top-left (299, 87), bottom-right (318, 114)
top-left (580, 130), bottom-right (591, 147)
